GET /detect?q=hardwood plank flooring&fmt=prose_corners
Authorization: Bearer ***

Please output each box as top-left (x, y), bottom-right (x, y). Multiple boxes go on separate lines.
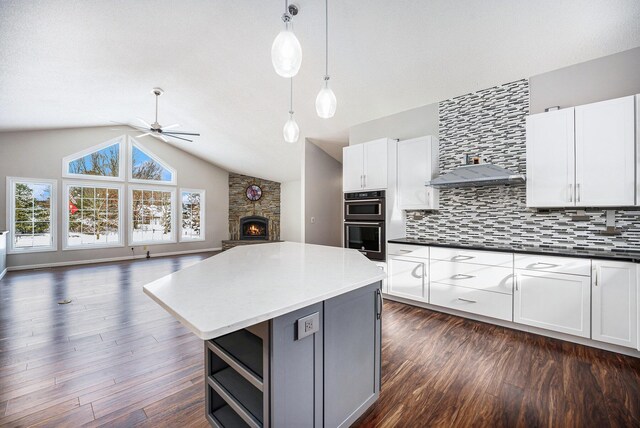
top-left (1, 254), bottom-right (639, 427)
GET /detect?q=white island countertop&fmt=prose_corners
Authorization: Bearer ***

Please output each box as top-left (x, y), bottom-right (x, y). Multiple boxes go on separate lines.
top-left (143, 242), bottom-right (385, 340)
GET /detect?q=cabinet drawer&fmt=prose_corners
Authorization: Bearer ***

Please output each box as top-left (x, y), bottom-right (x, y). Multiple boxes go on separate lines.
top-left (387, 243), bottom-right (429, 259)
top-left (430, 260), bottom-right (513, 295)
top-left (514, 254), bottom-right (591, 276)
top-left (430, 283), bottom-right (513, 321)
top-left (430, 247), bottom-right (512, 267)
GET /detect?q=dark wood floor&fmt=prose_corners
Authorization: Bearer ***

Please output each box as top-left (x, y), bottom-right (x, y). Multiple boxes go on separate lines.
top-left (1, 254), bottom-right (639, 427)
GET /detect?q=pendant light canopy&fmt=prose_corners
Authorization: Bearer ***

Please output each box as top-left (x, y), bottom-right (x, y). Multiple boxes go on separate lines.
top-left (283, 79), bottom-right (299, 143)
top-left (271, 3), bottom-right (302, 78)
top-left (315, 0), bottom-right (336, 118)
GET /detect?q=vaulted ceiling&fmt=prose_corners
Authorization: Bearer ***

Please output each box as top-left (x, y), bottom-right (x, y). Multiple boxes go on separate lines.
top-left (1, 1), bottom-right (639, 182)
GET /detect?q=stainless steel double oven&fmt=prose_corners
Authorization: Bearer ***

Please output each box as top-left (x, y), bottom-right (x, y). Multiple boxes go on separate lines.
top-left (343, 191), bottom-right (385, 261)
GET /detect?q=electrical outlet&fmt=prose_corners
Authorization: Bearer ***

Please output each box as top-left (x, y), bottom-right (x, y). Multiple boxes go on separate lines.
top-left (296, 312), bottom-right (319, 340)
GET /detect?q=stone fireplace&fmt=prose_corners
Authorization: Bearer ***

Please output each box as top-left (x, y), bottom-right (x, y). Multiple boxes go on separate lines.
top-left (240, 216), bottom-right (269, 240)
top-left (223, 173), bottom-right (281, 251)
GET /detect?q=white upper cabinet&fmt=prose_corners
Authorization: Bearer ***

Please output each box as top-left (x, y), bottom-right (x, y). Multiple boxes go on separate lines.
top-left (526, 108), bottom-right (575, 207)
top-left (363, 139), bottom-right (389, 190)
top-left (526, 95), bottom-right (637, 207)
top-left (343, 139), bottom-right (390, 191)
top-left (591, 260), bottom-right (637, 349)
top-left (342, 144), bottom-right (364, 192)
top-left (397, 136), bottom-right (439, 210)
top-left (575, 96), bottom-right (636, 207)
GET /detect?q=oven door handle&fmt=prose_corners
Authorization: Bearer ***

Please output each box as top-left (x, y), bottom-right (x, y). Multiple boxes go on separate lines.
top-left (346, 199), bottom-right (383, 203)
top-left (344, 222), bottom-right (382, 226)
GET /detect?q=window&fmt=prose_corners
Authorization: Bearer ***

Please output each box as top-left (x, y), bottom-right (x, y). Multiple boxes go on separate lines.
top-left (6, 177), bottom-right (57, 253)
top-left (63, 182), bottom-right (123, 249)
top-left (130, 186), bottom-right (176, 244)
top-left (129, 139), bottom-right (176, 185)
top-left (62, 136), bottom-right (125, 181)
top-left (180, 189), bottom-right (205, 241)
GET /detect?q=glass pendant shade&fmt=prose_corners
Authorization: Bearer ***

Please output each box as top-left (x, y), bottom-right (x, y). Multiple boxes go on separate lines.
top-left (271, 25), bottom-right (302, 78)
top-left (283, 115), bottom-right (299, 143)
top-left (315, 81), bottom-right (337, 118)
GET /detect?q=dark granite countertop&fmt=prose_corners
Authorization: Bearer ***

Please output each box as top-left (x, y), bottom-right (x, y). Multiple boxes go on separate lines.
top-left (388, 237), bottom-right (640, 263)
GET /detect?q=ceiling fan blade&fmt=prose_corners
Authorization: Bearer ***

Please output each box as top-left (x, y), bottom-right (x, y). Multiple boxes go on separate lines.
top-left (137, 117), bottom-right (152, 128)
top-left (165, 134), bottom-right (193, 143)
top-left (163, 123), bottom-right (180, 130)
top-left (163, 131), bottom-right (200, 136)
top-left (138, 132), bottom-right (152, 138)
top-left (158, 134), bottom-right (169, 143)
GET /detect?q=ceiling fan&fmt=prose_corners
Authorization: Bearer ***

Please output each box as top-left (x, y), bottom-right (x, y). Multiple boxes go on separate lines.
top-left (133, 88), bottom-right (200, 143)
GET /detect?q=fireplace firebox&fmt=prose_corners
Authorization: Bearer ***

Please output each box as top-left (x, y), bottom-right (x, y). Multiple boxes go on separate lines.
top-left (240, 216), bottom-right (269, 240)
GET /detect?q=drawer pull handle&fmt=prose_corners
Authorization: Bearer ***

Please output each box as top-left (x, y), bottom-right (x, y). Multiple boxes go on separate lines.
top-left (451, 255), bottom-right (475, 261)
top-left (452, 274), bottom-right (475, 280)
top-left (532, 262), bottom-right (560, 268)
top-left (398, 249), bottom-right (412, 253)
top-left (457, 298), bottom-right (477, 303)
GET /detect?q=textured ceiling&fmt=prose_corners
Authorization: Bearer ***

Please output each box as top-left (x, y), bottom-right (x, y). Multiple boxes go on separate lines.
top-left (1, 0), bottom-right (639, 181)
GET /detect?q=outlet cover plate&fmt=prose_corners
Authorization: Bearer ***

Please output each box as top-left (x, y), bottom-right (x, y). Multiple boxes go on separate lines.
top-left (296, 312), bottom-right (320, 341)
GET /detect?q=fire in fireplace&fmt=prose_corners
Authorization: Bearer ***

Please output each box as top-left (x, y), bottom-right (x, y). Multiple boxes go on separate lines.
top-left (240, 216), bottom-right (269, 240)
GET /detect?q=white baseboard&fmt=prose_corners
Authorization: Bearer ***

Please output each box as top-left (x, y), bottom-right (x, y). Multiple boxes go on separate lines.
top-left (0, 268), bottom-right (7, 281)
top-left (6, 247), bottom-right (222, 271)
top-left (384, 293), bottom-right (640, 359)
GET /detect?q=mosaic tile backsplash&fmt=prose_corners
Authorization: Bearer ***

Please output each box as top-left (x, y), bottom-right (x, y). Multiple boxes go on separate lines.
top-left (405, 79), bottom-right (640, 253)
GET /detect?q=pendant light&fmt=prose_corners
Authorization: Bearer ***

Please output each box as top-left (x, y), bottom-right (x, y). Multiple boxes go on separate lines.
top-left (271, 2), bottom-right (302, 78)
top-left (315, 0), bottom-right (337, 118)
top-left (283, 78), bottom-right (299, 143)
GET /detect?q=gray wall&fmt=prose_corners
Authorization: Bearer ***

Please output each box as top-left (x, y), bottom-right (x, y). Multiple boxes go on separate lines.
top-left (304, 140), bottom-right (342, 247)
top-left (349, 103), bottom-right (438, 145)
top-left (530, 46), bottom-right (640, 114)
top-left (0, 126), bottom-right (229, 268)
top-left (280, 179), bottom-right (302, 242)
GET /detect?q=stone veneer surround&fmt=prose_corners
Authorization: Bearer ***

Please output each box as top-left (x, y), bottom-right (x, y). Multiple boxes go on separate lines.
top-left (406, 79), bottom-right (640, 253)
top-left (228, 173), bottom-right (280, 241)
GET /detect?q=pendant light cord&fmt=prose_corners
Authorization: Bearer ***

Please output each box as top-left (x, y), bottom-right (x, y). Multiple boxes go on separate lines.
top-left (289, 78), bottom-right (294, 115)
top-left (325, 0), bottom-right (329, 78)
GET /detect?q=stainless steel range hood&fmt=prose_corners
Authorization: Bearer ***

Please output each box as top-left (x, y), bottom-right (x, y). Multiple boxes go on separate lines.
top-left (426, 164), bottom-right (525, 188)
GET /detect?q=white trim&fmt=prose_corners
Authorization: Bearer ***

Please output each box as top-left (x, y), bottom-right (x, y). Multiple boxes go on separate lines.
top-left (128, 137), bottom-right (177, 185)
top-left (0, 268), bottom-right (7, 281)
top-left (129, 184), bottom-right (177, 246)
top-left (6, 177), bottom-right (58, 254)
top-left (62, 136), bottom-right (126, 182)
top-left (6, 247), bottom-right (222, 271)
top-left (62, 180), bottom-right (125, 250)
top-left (179, 188), bottom-right (206, 242)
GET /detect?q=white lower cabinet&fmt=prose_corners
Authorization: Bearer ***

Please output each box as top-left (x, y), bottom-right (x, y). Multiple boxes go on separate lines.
top-left (430, 283), bottom-right (513, 321)
top-left (514, 269), bottom-right (591, 338)
top-left (592, 261), bottom-right (638, 349)
top-left (388, 256), bottom-right (426, 301)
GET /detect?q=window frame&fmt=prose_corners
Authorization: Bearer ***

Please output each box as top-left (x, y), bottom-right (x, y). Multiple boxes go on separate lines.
top-left (128, 185), bottom-right (177, 246)
top-left (62, 180), bottom-right (125, 251)
top-left (179, 188), bottom-right (206, 242)
top-left (128, 137), bottom-right (177, 186)
top-left (6, 177), bottom-right (58, 254)
top-left (62, 136), bottom-right (126, 182)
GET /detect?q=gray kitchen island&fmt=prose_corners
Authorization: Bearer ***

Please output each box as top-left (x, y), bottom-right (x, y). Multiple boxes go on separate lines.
top-left (143, 242), bottom-right (384, 428)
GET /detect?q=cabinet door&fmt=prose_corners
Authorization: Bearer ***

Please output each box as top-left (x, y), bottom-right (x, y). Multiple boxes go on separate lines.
top-left (514, 270), bottom-right (590, 338)
top-left (363, 139), bottom-right (388, 190)
top-left (324, 282), bottom-right (381, 428)
top-left (592, 261), bottom-right (637, 348)
top-left (398, 136), bottom-right (439, 210)
top-left (388, 256), bottom-right (426, 300)
top-left (343, 144), bottom-right (364, 191)
top-left (575, 96), bottom-right (635, 206)
top-left (526, 108), bottom-right (575, 207)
